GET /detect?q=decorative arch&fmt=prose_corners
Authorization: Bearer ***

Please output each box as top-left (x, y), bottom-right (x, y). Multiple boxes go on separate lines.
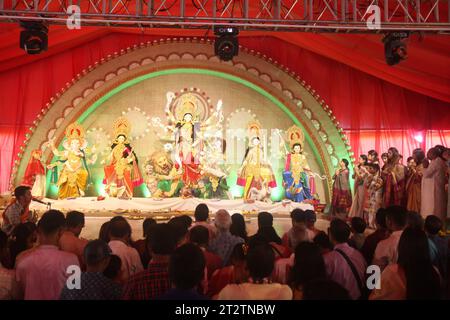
top-left (11, 38), bottom-right (354, 202)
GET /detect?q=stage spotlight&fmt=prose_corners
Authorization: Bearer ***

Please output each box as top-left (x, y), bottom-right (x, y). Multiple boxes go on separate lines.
top-left (382, 32), bottom-right (409, 66)
top-left (214, 26), bottom-right (239, 61)
top-left (19, 21), bottom-right (48, 55)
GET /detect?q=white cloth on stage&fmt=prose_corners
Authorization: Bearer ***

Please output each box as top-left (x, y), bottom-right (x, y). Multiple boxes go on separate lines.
top-left (30, 197), bottom-right (314, 215)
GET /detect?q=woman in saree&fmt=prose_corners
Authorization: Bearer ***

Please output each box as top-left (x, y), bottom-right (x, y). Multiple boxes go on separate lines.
top-left (331, 159), bottom-right (353, 219)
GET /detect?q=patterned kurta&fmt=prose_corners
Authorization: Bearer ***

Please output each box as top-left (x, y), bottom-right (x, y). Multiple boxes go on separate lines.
top-left (60, 272), bottom-right (122, 300)
top-left (363, 173), bottom-right (383, 228)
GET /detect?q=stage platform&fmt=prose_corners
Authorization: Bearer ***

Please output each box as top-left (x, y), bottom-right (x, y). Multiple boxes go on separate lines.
top-left (29, 197), bottom-right (315, 218)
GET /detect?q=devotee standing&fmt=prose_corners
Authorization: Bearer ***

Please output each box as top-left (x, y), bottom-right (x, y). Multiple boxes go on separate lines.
top-left (381, 147), bottom-right (406, 208)
top-left (323, 219), bottom-right (367, 300)
top-left (122, 223), bottom-right (176, 300)
top-left (132, 217), bottom-right (156, 268)
top-left (217, 244), bottom-right (292, 300)
top-left (2, 186), bottom-right (36, 236)
top-left (330, 159), bottom-right (352, 219)
top-left (207, 243), bottom-right (248, 298)
top-left (372, 206), bottom-right (407, 271)
top-left (59, 211), bottom-right (88, 268)
top-left (305, 210), bottom-right (320, 238)
top-left (290, 242), bottom-right (326, 300)
top-left (406, 149), bottom-right (425, 213)
top-left (421, 147), bottom-right (447, 222)
top-left (60, 240), bottom-right (122, 300)
top-left (190, 203), bottom-right (216, 240)
top-left (230, 213), bottom-right (248, 242)
top-left (443, 148), bottom-right (450, 221)
top-left (281, 209), bottom-right (313, 252)
top-left (159, 243), bottom-right (208, 300)
top-left (424, 216), bottom-right (448, 288)
top-left (349, 155), bottom-right (368, 219)
top-left (190, 226), bottom-right (223, 279)
top-left (380, 153), bottom-right (388, 171)
top-left (367, 150), bottom-right (379, 165)
top-left (108, 217), bottom-right (143, 283)
top-left (0, 230), bottom-right (19, 300)
top-left (16, 210), bottom-right (79, 300)
top-left (8, 222), bottom-right (37, 268)
top-left (348, 217), bottom-right (367, 251)
top-left (363, 163), bottom-right (383, 228)
top-left (361, 208), bottom-right (389, 265)
top-left (370, 227), bottom-right (441, 300)
top-left (209, 210), bottom-right (244, 266)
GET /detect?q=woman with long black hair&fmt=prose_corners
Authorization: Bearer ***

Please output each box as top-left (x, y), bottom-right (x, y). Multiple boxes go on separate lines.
top-left (370, 227), bottom-right (441, 300)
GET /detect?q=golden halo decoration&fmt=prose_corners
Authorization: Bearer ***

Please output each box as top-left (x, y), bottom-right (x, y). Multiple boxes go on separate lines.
top-left (286, 125), bottom-right (305, 149)
top-left (176, 93), bottom-right (197, 120)
top-left (113, 116), bottom-right (131, 140)
top-left (65, 122), bottom-right (85, 142)
top-left (247, 120), bottom-right (262, 140)
top-left (168, 89), bottom-right (212, 125)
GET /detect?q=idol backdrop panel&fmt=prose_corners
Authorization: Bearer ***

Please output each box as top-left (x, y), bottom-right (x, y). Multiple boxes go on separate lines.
top-left (12, 39), bottom-right (353, 203)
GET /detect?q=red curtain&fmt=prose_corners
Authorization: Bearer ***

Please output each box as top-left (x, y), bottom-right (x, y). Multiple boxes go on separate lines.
top-left (0, 31), bottom-right (449, 193)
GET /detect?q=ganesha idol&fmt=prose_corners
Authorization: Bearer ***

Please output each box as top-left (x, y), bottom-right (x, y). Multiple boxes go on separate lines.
top-left (47, 122), bottom-right (97, 199)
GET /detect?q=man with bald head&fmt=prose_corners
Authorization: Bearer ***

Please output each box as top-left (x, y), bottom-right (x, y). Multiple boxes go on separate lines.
top-left (208, 209), bottom-right (244, 266)
top-left (421, 147), bottom-right (447, 222)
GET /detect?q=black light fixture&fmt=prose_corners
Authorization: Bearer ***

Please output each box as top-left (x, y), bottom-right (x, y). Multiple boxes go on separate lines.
top-left (382, 31), bottom-right (409, 66)
top-left (214, 26), bottom-right (239, 61)
top-left (19, 21), bottom-right (48, 55)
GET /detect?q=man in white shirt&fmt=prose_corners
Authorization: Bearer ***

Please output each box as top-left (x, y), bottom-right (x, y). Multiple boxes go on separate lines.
top-left (421, 147), bottom-right (447, 222)
top-left (108, 217), bottom-right (143, 283)
top-left (372, 205), bottom-right (407, 271)
top-left (324, 219), bottom-right (367, 300)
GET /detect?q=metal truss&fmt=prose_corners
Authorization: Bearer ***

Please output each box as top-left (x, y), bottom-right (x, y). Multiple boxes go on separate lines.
top-left (0, 0), bottom-right (449, 33)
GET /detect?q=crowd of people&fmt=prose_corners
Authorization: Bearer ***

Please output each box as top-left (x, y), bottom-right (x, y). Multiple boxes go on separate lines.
top-left (0, 187), bottom-right (449, 300)
top-left (331, 146), bottom-right (450, 229)
top-left (0, 144), bottom-right (448, 301)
